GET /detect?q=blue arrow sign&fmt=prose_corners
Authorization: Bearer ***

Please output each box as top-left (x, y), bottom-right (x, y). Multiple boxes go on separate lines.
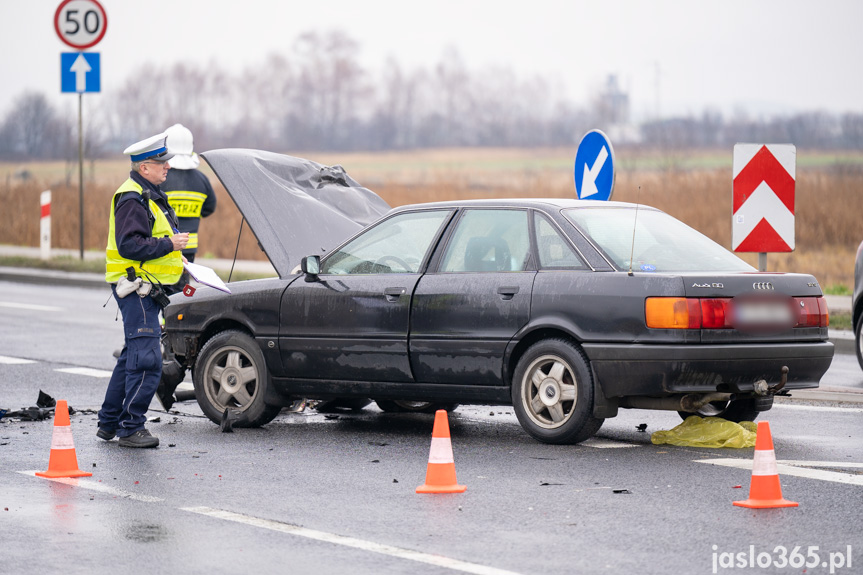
top-left (574, 129), bottom-right (615, 200)
top-left (61, 52), bottom-right (100, 93)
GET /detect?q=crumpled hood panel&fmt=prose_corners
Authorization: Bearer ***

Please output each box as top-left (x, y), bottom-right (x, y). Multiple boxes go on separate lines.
top-left (201, 149), bottom-right (391, 277)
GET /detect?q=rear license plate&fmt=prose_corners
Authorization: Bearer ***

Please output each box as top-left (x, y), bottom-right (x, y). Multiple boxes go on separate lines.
top-left (733, 299), bottom-right (794, 330)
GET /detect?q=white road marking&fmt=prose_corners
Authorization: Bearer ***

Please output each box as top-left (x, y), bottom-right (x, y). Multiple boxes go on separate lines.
top-left (0, 301), bottom-right (63, 312)
top-left (0, 355), bottom-right (36, 364)
top-left (19, 471), bottom-right (165, 502)
top-left (581, 438), bottom-right (638, 449)
top-left (695, 459), bottom-right (863, 486)
top-left (20, 470), bottom-right (522, 573)
top-left (181, 506), bottom-right (524, 575)
top-left (55, 367), bottom-right (113, 377)
top-left (773, 403), bottom-right (863, 414)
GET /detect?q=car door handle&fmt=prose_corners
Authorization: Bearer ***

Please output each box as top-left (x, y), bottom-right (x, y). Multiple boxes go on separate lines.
top-left (384, 287), bottom-right (406, 302)
top-left (497, 286), bottom-right (520, 300)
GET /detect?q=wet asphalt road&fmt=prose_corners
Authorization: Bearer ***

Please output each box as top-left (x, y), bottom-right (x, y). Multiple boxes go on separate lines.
top-left (1, 280), bottom-right (862, 575)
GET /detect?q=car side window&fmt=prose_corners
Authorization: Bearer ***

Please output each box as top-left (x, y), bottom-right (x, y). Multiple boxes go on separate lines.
top-left (322, 210), bottom-right (451, 274)
top-left (534, 213), bottom-right (588, 270)
top-left (439, 209), bottom-right (530, 272)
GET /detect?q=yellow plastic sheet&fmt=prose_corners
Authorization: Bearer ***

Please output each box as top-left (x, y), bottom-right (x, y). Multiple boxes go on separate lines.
top-left (651, 416), bottom-right (758, 448)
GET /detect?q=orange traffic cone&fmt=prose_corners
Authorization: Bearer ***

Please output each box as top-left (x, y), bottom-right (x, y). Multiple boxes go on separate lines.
top-left (416, 410), bottom-right (466, 494)
top-left (733, 420), bottom-right (797, 509)
top-left (35, 400), bottom-right (92, 479)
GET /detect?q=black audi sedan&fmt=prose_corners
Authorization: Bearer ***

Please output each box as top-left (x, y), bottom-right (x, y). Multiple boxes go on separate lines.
top-left (162, 149), bottom-right (834, 444)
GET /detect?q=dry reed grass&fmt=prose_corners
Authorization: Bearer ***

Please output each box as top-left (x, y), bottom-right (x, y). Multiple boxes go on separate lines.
top-left (1, 148), bottom-right (860, 288)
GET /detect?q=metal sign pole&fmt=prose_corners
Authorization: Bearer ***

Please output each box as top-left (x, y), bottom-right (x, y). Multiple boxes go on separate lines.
top-left (56, 0), bottom-right (108, 261)
top-left (758, 252), bottom-right (767, 272)
top-left (78, 92), bottom-right (84, 260)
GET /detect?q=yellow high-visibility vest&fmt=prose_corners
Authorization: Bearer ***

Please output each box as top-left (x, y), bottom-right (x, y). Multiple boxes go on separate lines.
top-left (165, 190), bottom-right (208, 218)
top-left (105, 178), bottom-right (184, 284)
top-left (166, 190), bottom-right (207, 249)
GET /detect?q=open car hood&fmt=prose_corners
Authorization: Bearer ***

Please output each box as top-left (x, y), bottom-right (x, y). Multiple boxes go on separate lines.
top-left (200, 149), bottom-right (391, 278)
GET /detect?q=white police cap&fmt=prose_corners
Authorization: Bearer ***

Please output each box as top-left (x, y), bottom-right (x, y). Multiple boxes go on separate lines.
top-left (123, 132), bottom-right (175, 163)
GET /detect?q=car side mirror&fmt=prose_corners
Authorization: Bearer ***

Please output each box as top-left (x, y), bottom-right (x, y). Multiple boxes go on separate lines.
top-left (301, 255), bottom-right (320, 282)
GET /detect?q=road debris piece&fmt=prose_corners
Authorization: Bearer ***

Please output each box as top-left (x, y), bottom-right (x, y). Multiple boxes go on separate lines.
top-left (220, 409), bottom-right (239, 433)
top-left (651, 416), bottom-right (757, 448)
top-left (2, 407), bottom-right (53, 421)
top-left (36, 390), bottom-right (56, 409)
top-left (1, 391), bottom-right (80, 421)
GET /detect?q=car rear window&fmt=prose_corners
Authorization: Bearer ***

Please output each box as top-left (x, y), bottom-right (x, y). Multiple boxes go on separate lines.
top-left (563, 207), bottom-right (755, 272)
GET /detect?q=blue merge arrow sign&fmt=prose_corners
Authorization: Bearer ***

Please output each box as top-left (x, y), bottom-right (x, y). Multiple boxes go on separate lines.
top-left (61, 52), bottom-right (101, 93)
top-left (574, 129), bottom-right (615, 201)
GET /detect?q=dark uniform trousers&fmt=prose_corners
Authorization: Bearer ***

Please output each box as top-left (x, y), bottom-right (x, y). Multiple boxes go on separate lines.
top-left (98, 285), bottom-right (162, 437)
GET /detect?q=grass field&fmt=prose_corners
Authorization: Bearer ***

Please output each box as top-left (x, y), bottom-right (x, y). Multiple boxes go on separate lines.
top-left (2, 147), bottom-right (861, 290)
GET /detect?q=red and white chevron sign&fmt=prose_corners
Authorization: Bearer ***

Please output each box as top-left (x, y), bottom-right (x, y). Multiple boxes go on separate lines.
top-left (732, 144), bottom-right (796, 252)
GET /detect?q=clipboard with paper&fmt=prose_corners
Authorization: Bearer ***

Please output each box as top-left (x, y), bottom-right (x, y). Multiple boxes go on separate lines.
top-left (184, 262), bottom-right (231, 294)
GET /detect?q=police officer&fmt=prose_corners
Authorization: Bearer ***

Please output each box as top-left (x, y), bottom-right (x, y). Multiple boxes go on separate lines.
top-left (162, 124), bottom-right (216, 263)
top-left (98, 132), bottom-right (189, 448)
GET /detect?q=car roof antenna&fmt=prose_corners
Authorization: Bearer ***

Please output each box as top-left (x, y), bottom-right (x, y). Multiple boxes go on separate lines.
top-left (627, 186), bottom-right (641, 277)
top-left (228, 217), bottom-right (245, 284)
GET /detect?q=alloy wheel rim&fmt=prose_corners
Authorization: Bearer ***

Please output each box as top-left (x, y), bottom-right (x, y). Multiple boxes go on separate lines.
top-left (204, 345), bottom-right (259, 411)
top-left (522, 354), bottom-right (577, 429)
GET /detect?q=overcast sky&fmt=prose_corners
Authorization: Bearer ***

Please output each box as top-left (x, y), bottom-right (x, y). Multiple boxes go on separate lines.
top-left (2, 0), bottom-right (862, 122)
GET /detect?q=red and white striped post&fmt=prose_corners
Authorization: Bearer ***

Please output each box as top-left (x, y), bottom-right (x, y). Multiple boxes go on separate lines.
top-left (40, 190), bottom-right (51, 260)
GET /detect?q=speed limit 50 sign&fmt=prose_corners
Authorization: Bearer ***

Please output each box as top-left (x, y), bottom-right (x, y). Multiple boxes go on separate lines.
top-left (54, 0), bottom-right (108, 50)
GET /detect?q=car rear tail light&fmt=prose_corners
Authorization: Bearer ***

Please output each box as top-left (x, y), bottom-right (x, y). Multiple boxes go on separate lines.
top-left (700, 298), bottom-right (733, 329)
top-left (645, 296), bottom-right (828, 329)
top-left (794, 296), bottom-right (829, 327)
top-left (645, 297), bottom-right (701, 329)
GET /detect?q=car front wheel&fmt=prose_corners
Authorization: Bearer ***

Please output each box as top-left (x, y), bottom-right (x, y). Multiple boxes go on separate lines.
top-left (511, 339), bottom-right (602, 444)
top-left (193, 330), bottom-right (281, 427)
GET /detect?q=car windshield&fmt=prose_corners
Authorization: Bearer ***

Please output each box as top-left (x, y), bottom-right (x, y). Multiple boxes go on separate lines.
top-left (563, 206), bottom-right (755, 272)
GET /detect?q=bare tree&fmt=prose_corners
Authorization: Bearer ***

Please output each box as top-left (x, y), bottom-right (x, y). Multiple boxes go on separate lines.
top-left (2, 92), bottom-right (65, 159)
top-left (289, 31), bottom-right (369, 150)
top-left (431, 46), bottom-right (471, 146)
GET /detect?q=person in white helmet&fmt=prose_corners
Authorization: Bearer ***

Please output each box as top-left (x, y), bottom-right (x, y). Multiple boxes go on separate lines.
top-left (162, 124), bottom-right (217, 262)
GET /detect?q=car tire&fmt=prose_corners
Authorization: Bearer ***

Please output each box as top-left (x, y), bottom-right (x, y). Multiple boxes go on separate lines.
top-left (677, 397), bottom-right (763, 423)
top-left (856, 313), bottom-right (863, 372)
top-left (511, 339), bottom-right (602, 444)
top-left (374, 400), bottom-right (460, 413)
top-left (193, 330), bottom-right (281, 428)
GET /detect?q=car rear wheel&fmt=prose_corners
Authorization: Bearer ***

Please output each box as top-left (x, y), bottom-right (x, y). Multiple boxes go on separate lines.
top-left (194, 330), bottom-right (281, 428)
top-left (855, 314), bottom-right (863, 371)
top-left (374, 400), bottom-right (459, 413)
top-left (511, 339), bottom-right (602, 444)
top-left (677, 397), bottom-right (765, 423)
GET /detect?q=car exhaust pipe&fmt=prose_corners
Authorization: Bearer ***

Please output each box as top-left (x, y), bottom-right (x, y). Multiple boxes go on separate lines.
top-left (619, 392), bottom-right (734, 412)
